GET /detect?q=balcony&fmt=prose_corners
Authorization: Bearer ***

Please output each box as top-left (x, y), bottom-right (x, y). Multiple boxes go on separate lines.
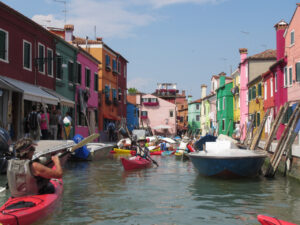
top-left (105, 65), bottom-right (111, 72)
top-left (105, 98), bottom-right (111, 105)
top-left (141, 115), bottom-right (148, 119)
top-left (143, 102), bottom-right (159, 106)
top-left (112, 68), bottom-right (119, 75)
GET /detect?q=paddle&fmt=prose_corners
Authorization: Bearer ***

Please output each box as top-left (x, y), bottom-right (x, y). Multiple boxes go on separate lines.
top-left (136, 143), bottom-right (159, 167)
top-left (42, 133), bottom-right (100, 165)
top-left (0, 133), bottom-right (100, 192)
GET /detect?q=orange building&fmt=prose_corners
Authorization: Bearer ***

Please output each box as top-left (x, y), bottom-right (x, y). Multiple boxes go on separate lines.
top-left (74, 37), bottom-right (126, 132)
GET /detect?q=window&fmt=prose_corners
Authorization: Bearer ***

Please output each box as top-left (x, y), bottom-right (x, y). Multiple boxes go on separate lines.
top-left (38, 43), bottom-right (45, 73)
top-left (94, 73), bottom-right (98, 91)
top-left (112, 89), bottom-right (117, 101)
top-left (105, 85), bottom-right (110, 100)
top-left (264, 82), bottom-right (267, 100)
top-left (258, 83), bottom-right (262, 96)
top-left (0, 29), bottom-right (8, 62)
top-left (56, 54), bottom-right (62, 79)
top-left (68, 61), bottom-right (74, 83)
top-left (275, 72), bottom-right (278, 92)
top-left (141, 111), bottom-right (148, 116)
top-left (253, 113), bottom-right (256, 128)
top-left (76, 104), bottom-right (86, 126)
top-left (284, 67), bottom-right (288, 87)
top-left (47, 48), bottom-right (53, 76)
top-left (248, 89), bottom-right (252, 101)
top-left (222, 119), bottom-right (225, 131)
top-left (296, 63), bottom-right (300, 82)
top-left (291, 30), bottom-right (295, 45)
top-left (270, 78), bottom-right (273, 97)
top-left (85, 67), bottom-right (90, 88)
top-left (112, 59), bottom-right (117, 72)
top-left (76, 63), bottom-right (81, 84)
top-left (105, 54), bottom-right (110, 66)
top-left (23, 40), bottom-right (31, 70)
top-left (196, 104), bottom-right (200, 110)
top-left (257, 112), bottom-right (260, 127)
top-left (252, 86), bottom-right (256, 99)
top-left (118, 61), bottom-right (121, 73)
top-left (170, 110), bottom-right (174, 117)
top-left (223, 97), bottom-right (225, 110)
top-left (289, 67), bottom-right (292, 86)
top-left (196, 115), bottom-right (200, 121)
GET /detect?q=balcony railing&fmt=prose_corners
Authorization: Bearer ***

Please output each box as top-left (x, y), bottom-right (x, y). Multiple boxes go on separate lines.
top-left (143, 102), bottom-right (159, 106)
top-left (105, 65), bottom-right (111, 72)
top-left (141, 115), bottom-right (148, 119)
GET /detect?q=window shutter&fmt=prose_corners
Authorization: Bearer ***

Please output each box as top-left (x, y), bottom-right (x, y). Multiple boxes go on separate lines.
top-left (289, 67), bottom-right (292, 85)
top-left (296, 63), bottom-right (300, 82)
top-left (258, 83), bottom-right (262, 96)
top-left (0, 31), bottom-right (5, 59)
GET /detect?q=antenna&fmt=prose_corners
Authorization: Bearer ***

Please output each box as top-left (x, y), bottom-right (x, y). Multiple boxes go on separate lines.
top-left (94, 26), bottom-right (97, 40)
top-left (54, 0), bottom-right (67, 24)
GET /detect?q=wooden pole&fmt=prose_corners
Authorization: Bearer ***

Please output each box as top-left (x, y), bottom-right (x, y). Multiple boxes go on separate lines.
top-left (263, 103), bottom-right (288, 152)
top-left (249, 108), bottom-right (270, 150)
top-left (226, 119), bottom-right (232, 136)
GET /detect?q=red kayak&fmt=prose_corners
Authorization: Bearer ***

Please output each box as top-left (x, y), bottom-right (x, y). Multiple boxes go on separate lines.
top-left (257, 215), bottom-right (297, 225)
top-left (0, 178), bottom-right (63, 225)
top-left (121, 156), bottom-right (152, 170)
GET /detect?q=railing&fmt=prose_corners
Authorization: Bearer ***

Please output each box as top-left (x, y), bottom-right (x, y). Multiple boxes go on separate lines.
top-left (143, 102), bottom-right (159, 106)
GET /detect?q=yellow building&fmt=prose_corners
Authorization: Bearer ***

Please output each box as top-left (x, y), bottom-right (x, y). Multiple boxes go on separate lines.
top-left (247, 75), bottom-right (265, 140)
top-left (231, 69), bottom-right (240, 125)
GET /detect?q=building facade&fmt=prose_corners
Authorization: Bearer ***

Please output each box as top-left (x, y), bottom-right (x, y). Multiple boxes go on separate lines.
top-left (231, 69), bottom-right (240, 128)
top-left (126, 94), bottom-right (139, 132)
top-left (188, 96), bottom-right (201, 135)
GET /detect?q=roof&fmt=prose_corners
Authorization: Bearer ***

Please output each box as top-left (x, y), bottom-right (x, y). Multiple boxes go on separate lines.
top-left (247, 49), bottom-right (277, 60)
top-left (284, 3), bottom-right (300, 37)
top-left (190, 98), bottom-right (202, 104)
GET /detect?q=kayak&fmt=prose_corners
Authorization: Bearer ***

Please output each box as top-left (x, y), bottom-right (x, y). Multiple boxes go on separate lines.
top-left (257, 215), bottom-right (297, 225)
top-left (121, 156), bottom-right (152, 170)
top-left (0, 178), bottom-right (63, 225)
top-left (150, 151), bottom-right (162, 155)
top-left (161, 151), bottom-right (175, 156)
top-left (113, 148), bottom-right (136, 155)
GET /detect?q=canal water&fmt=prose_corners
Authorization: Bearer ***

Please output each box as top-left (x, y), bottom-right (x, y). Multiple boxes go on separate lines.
top-left (0, 155), bottom-right (300, 225)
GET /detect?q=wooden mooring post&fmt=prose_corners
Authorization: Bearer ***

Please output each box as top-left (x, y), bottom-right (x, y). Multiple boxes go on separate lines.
top-left (242, 119), bottom-right (254, 147)
top-left (249, 108), bottom-right (270, 150)
top-left (265, 103), bottom-right (300, 177)
top-left (263, 103), bottom-right (289, 152)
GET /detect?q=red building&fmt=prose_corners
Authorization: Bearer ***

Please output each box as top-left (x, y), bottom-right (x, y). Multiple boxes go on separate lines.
top-left (117, 54), bottom-right (128, 123)
top-left (0, 2), bottom-right (58, 139)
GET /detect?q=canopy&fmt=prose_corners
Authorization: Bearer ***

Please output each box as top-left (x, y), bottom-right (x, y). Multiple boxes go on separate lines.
top-left (153, 125), bottom-right (171, 130)
top-left (41, 87), bottom-right (75, 108)
top-left (0, 76), bottom-right (22, 92)
top-left (0, 76), bottom-right (59, 105)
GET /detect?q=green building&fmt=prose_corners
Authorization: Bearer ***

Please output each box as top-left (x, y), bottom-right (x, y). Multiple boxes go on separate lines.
top-left (54, 36), bottom-right (78, 138)
top-left (188, 96), bottom-right (201, 135)
top-left (216, 75), bottom-right (234, 136)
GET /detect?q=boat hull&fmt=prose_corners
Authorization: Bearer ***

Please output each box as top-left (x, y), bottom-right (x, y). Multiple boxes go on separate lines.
top-left (0, 178), bottom-right (63, 225)
top-left (189, 151), bottom-right (267, 178)
top-left (121, 157), bottom-right (152, 170)
top-left (257, 215), bottom-right (297, 225)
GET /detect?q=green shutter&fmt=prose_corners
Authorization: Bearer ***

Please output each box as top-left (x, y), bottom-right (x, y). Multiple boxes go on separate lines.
top-left (258, 83), bottom-right (262, 96)
top-left (253, 113), bottom-right (256, 128)
top-left (296, 63), bottom-right (300, 82)
top-left (284, 67), bottom-right (288, 86)
top-left (252, 86), bottom-right (256, 99)
top-left (257, 112), bottom-right (260, 127)
top-left (249, 89), bottom-right (251, 101)
top-left (0, 31), bottom-right (6, 60)
top-left (289, 67), bottom-right (292, 85)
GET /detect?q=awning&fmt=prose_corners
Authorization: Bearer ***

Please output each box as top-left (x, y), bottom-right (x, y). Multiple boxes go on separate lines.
top-left (0, 76), bottom-right (22, 92)
top-left (103, 113), bottom-right (120, 121)
top-left (153, 125), bottom-right (171, 130)
top-left (0, 76), bottom-right (59, 105)
top-left (41, 87), bottom-right (75, 108)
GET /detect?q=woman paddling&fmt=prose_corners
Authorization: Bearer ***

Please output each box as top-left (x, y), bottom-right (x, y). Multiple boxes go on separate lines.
top-left (7, 138), bottom-right (62, 197)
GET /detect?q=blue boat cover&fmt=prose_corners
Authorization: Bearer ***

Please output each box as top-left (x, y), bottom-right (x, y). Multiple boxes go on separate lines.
top-left (194, 134), bottom-right (217, 151)
top-left (73, 134), bottom-right (90, 160)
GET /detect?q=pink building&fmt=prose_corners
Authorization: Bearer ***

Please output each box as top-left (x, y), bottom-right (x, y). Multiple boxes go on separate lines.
top-left (285, 4), bottom-right (300, 103)
top-left (239, 48), bottom-right (248, 140)
top-left (75, 47), bottom-right (100, 137)
top-left (271, 20), bottom-right (288, 139)
top-left (138, 94), bottom-right (176, 136)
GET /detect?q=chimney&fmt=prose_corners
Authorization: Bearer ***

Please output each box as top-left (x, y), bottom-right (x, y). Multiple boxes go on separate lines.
top-left (96, 37), bottom-right (103, 42)
top-left (188, 95), bottom-right (193, 104)
top-left (64, 24), bottom-right (74, 42)
top-left (239, 48), bottom-right (248, 64)
top-left (274, 20), bottom-right (288, 60)
top-left (201, 84), bottom-right (207, 98)
top-left (182, 90), bottom-right (186, 97)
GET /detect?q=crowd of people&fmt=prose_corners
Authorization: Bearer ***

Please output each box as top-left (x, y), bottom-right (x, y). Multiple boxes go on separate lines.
top-left (24, 105), bottom-right (73, 141)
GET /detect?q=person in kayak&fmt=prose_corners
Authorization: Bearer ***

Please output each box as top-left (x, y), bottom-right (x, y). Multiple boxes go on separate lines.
top-left (136, 136), bottom-right (150, 159)
top-left (7, 138), bottom-right (63, 198)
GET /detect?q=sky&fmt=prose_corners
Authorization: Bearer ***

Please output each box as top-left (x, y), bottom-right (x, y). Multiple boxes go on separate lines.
top-left (2, 0), bottom-right (299, 100)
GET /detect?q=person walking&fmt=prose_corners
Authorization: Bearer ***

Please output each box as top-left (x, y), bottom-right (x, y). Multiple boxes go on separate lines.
top-left (40, 107), bottom-right (50, 140)
top-left (107, 121), bottom-right (115, 142)
top-left (56, 109), bottom-right (63, 140)
top-left (49, 109), bottom-right (58, 140)
top-left (28, 105), bottom-right (40, 141)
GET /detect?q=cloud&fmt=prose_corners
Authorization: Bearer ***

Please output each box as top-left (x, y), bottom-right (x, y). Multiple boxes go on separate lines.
top-left (128, 77), bottom-right (155, 93)
top-left (32, 14), bottom-right (65, 29)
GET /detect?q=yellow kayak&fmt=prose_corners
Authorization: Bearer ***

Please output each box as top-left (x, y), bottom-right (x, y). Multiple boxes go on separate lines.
top-left (112, 148), bottom-right (160, 154)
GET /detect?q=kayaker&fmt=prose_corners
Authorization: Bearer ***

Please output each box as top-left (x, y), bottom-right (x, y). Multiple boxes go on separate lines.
top-left (7, 138), bottom-right (63, 198)
top-left (136, 136), bottom-right (150, 159)
top-left (117, 138), bottom-right (132, 149)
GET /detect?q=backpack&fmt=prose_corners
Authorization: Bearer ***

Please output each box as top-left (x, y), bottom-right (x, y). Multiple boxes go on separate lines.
top-left (28, 112), bottom-right (38, 130)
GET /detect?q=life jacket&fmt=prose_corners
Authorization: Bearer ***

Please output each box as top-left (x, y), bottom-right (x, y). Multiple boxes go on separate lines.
top-left (136, 146), bottom-right (149, 158)
top-left (7, 159), bottom-right (48, 197)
